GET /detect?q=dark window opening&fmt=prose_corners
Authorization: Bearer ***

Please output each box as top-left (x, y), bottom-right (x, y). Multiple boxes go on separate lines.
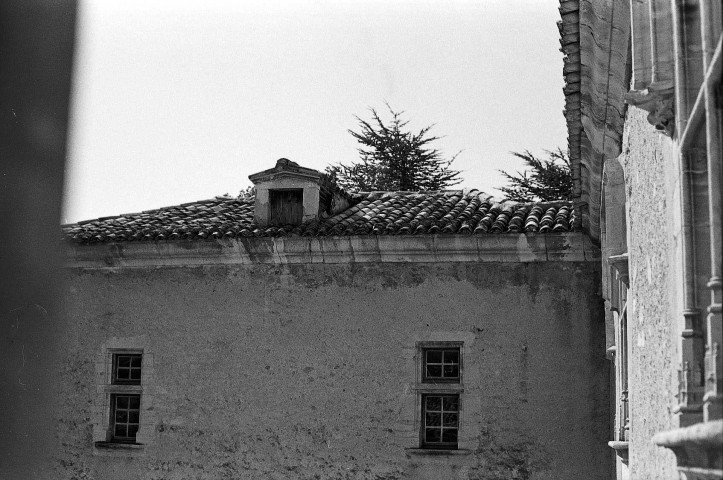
top-left (112, 353), bottom-right (142, 385)
top-left (422, 348), bottom-right (460, 382)
top-left (422, 394), bottom-right (459, 449)
top-left (270, 189), bottom-right (303, 225)
top-left (109, 352), bottom-right (142, 444)
top-left (111, 394), bottom-right (140, 443)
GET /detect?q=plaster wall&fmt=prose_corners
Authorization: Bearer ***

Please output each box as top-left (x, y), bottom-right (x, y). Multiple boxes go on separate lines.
top-left (617, 107), bottom-right (680, 479)
top-left (57, 260), bottom-right (608, 480)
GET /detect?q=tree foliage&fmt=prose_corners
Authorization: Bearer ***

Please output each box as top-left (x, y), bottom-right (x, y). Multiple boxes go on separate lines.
top-left (326, 104), bottom-right (462, 191)
top-left (497, 149), bottom-right (574, 202)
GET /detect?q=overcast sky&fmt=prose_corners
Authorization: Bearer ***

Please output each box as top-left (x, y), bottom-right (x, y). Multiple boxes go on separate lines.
top-left (62, 0), bottom-right (566, 224)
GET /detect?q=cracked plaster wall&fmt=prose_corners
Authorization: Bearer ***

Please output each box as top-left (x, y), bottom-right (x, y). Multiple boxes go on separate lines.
top-left (57, 260), bottom-right (608, 480)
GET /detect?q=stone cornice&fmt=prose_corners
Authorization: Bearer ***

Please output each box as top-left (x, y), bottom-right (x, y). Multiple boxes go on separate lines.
top-left (248, 158), bottom-right (322, 184)
top-left (625, 81), bottom-right (676, 136)
top-left (63, 233), bottom-right (600, 269)
top-left (559, 0), bottom-right (631, 244)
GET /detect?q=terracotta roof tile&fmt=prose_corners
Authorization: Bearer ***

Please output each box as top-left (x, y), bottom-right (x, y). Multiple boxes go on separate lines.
top-left (62, 191), bottom-right (578, 244)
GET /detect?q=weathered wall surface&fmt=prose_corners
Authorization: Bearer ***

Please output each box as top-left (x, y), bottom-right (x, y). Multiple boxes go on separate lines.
top-left (57, 260), bottom-right (608, 480)
top-left (617, 107), bottom-right (679, 479)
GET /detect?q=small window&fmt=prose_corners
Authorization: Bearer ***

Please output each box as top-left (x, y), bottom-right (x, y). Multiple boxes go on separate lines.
top-left (110, 394), bottom-right (141, 443)
top-left (109, 352), bottom-right (142, 443)
top-left (416, 342), bottom-right (463, 450)
top-left (269, 189), bottom-right (303, 225)
top-left (113, 354), bottom-right (142, 385)
top-left (422, 347), bottom-right (460, 383)
top-left (422, 394), bottom-right (459, 449)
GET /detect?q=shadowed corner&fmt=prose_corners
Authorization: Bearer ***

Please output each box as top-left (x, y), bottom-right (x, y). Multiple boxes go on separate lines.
top-left (0, 0), bottom-right (77, 477)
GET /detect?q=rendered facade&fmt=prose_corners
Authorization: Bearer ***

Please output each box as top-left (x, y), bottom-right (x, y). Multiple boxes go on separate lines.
top-left (58, 160), bottom-right (610, 479)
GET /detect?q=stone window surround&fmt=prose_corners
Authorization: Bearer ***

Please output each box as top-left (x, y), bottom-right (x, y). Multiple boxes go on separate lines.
top-left (418, 342), bottom-right (463, 450)
top-left (607, 253), bottom-right (630, 467)
top-left (421, 345), bottom-right (461, 383)
top-left (405, 334), bottom-right (477, 457)
top-left (254, 176), bottom-right (320, 227)
top-left (93, 336), bottom-right (155, 456)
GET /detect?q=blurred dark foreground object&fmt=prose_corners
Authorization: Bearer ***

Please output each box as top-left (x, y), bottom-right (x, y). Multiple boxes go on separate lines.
top-left (0, 0), bottom-right (77, 478)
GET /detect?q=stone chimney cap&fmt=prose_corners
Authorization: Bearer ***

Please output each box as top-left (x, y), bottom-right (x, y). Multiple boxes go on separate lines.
top-left (275, 158), bottom-right (298, 168)
top-left (248, 158), bottom-right (322, 184)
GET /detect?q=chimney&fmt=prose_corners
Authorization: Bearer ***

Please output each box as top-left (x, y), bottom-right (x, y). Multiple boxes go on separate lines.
top-left (248, 158), bottom-right (351, 227)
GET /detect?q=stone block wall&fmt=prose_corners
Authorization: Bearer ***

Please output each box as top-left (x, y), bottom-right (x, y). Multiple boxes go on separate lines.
top-left (57, 260), bottom-right (608, 479)
top-left (617, 106), bottom-right (679, 479)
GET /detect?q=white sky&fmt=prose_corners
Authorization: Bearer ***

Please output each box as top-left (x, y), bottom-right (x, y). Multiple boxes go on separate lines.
top-left (62, 0), bottom-right (567, 224)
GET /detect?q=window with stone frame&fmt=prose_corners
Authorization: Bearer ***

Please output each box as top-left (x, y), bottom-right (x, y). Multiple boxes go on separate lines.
top-left (108, 352), bottom-right (142, 443)
top-left (421, 393), bottom-right (460, 449)
top-left (422, 347), bottom-right (461, 383)
top-left (418, 342), bottom-right (462, 449)
top-left (606, 253), bottom-right (633, 466)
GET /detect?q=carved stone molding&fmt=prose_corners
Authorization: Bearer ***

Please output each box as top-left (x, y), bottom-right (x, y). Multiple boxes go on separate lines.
top-left (652, 420), bottom-right (723, 480)
top-left (608, 253), bottom-right (630, 287)
top-left (607, 441), bottom-right (629, 465)
top-left (625, 80), bottom-right (676, 136)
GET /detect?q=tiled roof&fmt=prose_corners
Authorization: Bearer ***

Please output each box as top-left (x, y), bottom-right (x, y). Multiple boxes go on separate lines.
top-left (62, 191), bottom-right (578, 244)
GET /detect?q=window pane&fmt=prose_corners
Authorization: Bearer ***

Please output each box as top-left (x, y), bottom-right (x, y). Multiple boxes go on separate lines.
top-left (426, 396), bottom-right (441, 411)
top-left (114, 424), bottom-right (127, 438)
top-left (443, 350), bottom-right (459, 363)
top-left (116, 410), bottom-right (128, 423)
top-left (443, 396), bottom-right (459, 411)
top-left (113, 354), bottom-right (142, 384)
top-left (127, 425), bottom-right (139, 437)
top-left (425, 428), bottom-right (441, 443)
top-left (443, 413), bottom-right (458, 427)
top-left (129, 396), bottom-right (140, 409)
top-left (116, 396), bottom-right (128, 409)
top-left (426, 365), bottom-right (442, 377)
top-left (425, 413), bottom-right (441, 426)
top-left (422, 348), bottom-right (460, 382)
top-left (129, 411), bottom-right (139, 424)
top-left (426, 350), bottom-right (442, 363)
top-left (441, 428), bottom-right (458, 443)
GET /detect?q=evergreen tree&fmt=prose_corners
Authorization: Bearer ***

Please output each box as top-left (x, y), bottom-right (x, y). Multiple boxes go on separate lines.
top-left (497, 149), bottom-right (573, 202)
top-left (327, 104), bottom-right (462, 191)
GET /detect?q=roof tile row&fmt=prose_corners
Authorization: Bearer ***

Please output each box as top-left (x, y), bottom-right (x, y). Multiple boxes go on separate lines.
top-left (63, 190), bottom-right (578, 244)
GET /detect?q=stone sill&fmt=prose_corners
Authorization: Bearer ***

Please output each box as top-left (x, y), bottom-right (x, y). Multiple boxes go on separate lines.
top-left (405, 448), bottom-right (472, 457)
top-left (652, 420), bottom-right (723, 448)
top-left (607, 441), bottom-right (629, 463)
top-left (677, 466), bottom-right (723, 478)
top-left (607, 440), bottom-right (629, 451)
top-left (94, 441), bottom-right (144, 451)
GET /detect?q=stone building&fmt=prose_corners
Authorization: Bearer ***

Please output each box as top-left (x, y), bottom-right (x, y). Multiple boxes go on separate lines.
top-left (59, 159), bottom-right (610, 479)
top-left (559, 0), bottom-right (722, 478)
